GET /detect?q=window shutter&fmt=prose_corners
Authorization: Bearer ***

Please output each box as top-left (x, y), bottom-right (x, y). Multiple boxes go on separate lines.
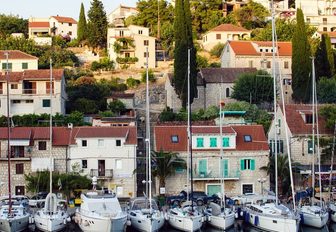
top-left (197, 138), bottom-right (204, 148)
top-left (222, 159), bottom-right (229, 177)
top-left (251, 159), bottom-right (255, 171)
top-left (198, 159), bottom-right (207, 176)
top-left (223, 137), bottom-right (230, 147)
top-left (308, 140), bottom-right (313, 154)
top-left (240, 159), bottom-right (245, 171)
top-left (210, 138), bottom-right (217, 147)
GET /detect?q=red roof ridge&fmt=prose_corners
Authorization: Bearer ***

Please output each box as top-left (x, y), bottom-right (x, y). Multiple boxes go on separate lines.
top-left (209, 24), bottom-right (249, 32)
top-left (0, 50), bottom-right (38, 60)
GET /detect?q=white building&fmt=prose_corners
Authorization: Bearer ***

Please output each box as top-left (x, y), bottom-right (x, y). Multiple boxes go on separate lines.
top-left (202, 24), bottom-right (250, 51)
top-left (49, 16), bottom-right (78, 39)
top-left (68, 126), bottom-right (137, 198)
top-left (108, 5), bottom-right (139, 26)
top-left (0, 50), bottom-right (38, 72)
top-left (107, 25), bottom-right (156, 69)
top-left (220, 40), bottom-right (293, 103)
top-left (0, 69), bottom-right (66, 116)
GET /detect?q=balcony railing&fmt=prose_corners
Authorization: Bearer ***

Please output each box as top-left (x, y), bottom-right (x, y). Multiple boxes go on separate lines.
top-left (193, 169), bottom-right (240, 180)
top-left (21, 89), bottom-right (55, 95)
top-left (22, 89), bottom-right (37, 94)
top-left (90, 169), bottom-right (113, 178)
top-left (0, 151), bottom-right (31, 161)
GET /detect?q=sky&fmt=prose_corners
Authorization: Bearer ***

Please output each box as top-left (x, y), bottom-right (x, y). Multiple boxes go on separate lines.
top-left (1, 0), bottom-right (138, 20)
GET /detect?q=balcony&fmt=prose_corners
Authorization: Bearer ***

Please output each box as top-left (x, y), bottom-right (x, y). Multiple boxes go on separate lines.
top-left (22, 89), bottom-right (37, 95)
top-left (0, 150), bottom-right (31, 161)
top-left (90, 169), bottom-right (113, 178)
top-left (193, 169), bottom-right (241, 181)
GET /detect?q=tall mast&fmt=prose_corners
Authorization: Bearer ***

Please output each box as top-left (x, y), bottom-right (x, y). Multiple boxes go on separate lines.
top-left (329, 122), bottom-right (336, 201)
top-left (49, 58), bottom-right (53, 194)
top-left (5, 52), bottom-right (12, 215)
top-left (219, 78), bottom-right (225, 211)
top-left (187, 48), bottom-right (194, 211)
top-left (145, 47), bottom-right (152, 214)
top-left (311, 57), bottom-right (315, 205)
top-left (271, 0), bottom-right (278, 206)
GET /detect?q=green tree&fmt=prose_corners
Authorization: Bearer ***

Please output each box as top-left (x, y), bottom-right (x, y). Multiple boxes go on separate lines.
top-left (141, 69), bottom-right (156, 83)
top-left (173, 0), bottom-right (197, 109)
top-left (0, 14), bottom-right (28, 38)
top-left (315, 34), bottom-right (335, 79)
top-left (251, 19), bottom-right (296, 41)
top-left (292, 9), bottom-right (312, 103)
top-left (108, 100), bottom-right (126, 115)
top-left (87, 0), bottom-right (108, 49)
top-left (231, 71), bottom-right (273, 104)
top-left (210, 43), bottom-right (225, 57)
top-left (77, 3), bottom-right (88, 43)
top-left (151, 150), bottom-right (187, 188)
top-left (196, 55), bottom-right (209, 69)
top-left (126, 77), bottom-right (140, 88)
top-left (319, 104), bottom-right (336, 129)
top-left (317, 77), bottom-right (336, 103)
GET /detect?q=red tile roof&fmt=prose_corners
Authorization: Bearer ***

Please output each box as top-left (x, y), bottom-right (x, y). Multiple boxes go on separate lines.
top-left (154, 124), bottom-right (268, 152)
top-left (28, 22), bottom-right (50, 28)
top-left (51, 16), bottom-right (77, 24)
top-left (0, 128), bottom-right (32, 140)
top-left (317, 31), bottom-right (336, 38)
top-left (228, 41), bottom-right (292, 56)
top-left (280, 104), bottom-right (333, 135)
top-left (209, 24), bottom-right (249, 32)
top-left (0, 50), bottom-right (38, 60)
top-left (0, 69), bottom-right (64, 83)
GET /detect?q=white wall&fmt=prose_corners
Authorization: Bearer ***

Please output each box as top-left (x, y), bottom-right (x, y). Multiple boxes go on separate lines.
top-left (49, 17), bottom-right (77, 39)
top-left (0, 59), bottom-right (38, 72)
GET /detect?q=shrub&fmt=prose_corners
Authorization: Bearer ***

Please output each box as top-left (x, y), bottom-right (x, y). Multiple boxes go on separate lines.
top-left (141, 69), bottom-right (156, 83)
top-left (196, 55), bottom-right (209, 69)
top-left (210, 43), bottom-right (225, 57)
top-left (126, 77), bottom-right (141, 88)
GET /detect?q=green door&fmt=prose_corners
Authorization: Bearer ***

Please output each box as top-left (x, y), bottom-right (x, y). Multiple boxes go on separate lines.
top-left (221, 159), bottom-right (229, 177)
top-left (207, 185), bottom-right (221, 196)
top-left (198, 159), bottom-right (207, 176)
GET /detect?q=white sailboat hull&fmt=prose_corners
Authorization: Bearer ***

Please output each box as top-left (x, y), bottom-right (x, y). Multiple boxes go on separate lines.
top-left (167, 213), bottom-right (203, 232)
top-left (129, 212), bottom-right (164, 232)
top-left (76, 212), bottom-right (127, 232)
top-left (247, 212), bottom-right (299, 232)
top-left (0, 215), bottom-right (29, 232)
top-left (207, 211), bottom-right (235, 230)
top-left (301, 211), bottom-right (329, 228)
top-left (34, 211), bottom-right (68, 232)
top-left (331, 210), bottom-right (336, 223)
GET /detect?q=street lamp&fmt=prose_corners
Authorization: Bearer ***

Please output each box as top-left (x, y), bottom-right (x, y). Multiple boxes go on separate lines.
top-left (258, 178), bottom-right (267, 195)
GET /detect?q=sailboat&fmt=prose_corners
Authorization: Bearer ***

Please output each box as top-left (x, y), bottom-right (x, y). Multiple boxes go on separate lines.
top-left (297, 57), bottom-right (329, 228)
top-left (243, 0), bottom-right (300, 230)
top-left (0, 51), bottom-right (30, 232)
top-left (127, 47), bottom-right (164, 232)
top-left (166, 49), bottom-right (204, 232)
top-left (205, 81), bottom-right (235, 230)
top-left (34, 59), bottom-right (69, 232)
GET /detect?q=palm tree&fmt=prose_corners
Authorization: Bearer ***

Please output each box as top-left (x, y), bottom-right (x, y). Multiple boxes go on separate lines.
top-left (151, 150), bottom-right (187, 189)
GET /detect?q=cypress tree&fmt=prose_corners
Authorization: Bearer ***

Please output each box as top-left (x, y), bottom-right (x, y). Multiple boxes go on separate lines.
top-left (291, 9), bottom-right (312, 103)
top-left (173, 0), bottom-right (197, 108)
top-left (87, 0), bottom-right (107, 49)
top-left (315, 34), bottom-right (331, 79)
top-left (326, 34), bottom-right (335, 77)
top-left (77, 3), bottom-right (87, 43)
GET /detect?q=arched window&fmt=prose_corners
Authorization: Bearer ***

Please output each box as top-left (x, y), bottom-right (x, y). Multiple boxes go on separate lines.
top-left (226, 88), bottom-right (230, 98)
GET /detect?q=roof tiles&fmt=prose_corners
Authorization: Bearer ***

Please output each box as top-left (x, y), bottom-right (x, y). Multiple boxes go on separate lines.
top-left (228, 41), bottom-right (292, 56)
top-left (0, 50), bottom-right (38, 60)
top-left (209, 24), bottom-right (249, 32)
top-left (0, 69), bottom-right (64, 82)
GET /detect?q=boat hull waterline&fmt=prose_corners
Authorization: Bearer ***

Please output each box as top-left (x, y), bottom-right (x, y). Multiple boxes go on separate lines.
top-left (77, 212), bottom-right (127, 232)
top-left (0, 215), bottom-right (29, 232)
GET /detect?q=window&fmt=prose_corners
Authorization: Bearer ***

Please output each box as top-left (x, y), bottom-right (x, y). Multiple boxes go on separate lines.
top-left (116, 139), bottom-right (121, 146)
top-left (222, 137), bottom-right (230, 147)
top-left (216, 34), bottom-right (221, 40)
top-left (138, 30), bottom-right (143, 34)
top-left (12, 100), bottom-right (20, 104)
top-left (119, 30), bottom-right (124, 36)
top-left (42, 99), bottom-right (50, 107)
top-left (144, 40), bottom-right (149, 46)
top-left (308, 140), bottom-right (314, 154)
top-left (11, 146), bottom-right (24, 158)
top-left (242, 184), bottom-right (253, 194)
top-left (240, 159), bottom-right (255, 171)
top-left (144, 52), bottom-right (149, 58)
top-left (226, 88), bottom-right (230, 97)
top-left (82, 140), bottom-right (87, 147)
top-left (68, 31), bottom-right (72, 35)
top-left (82, 160), bottom-right (87, 168)
top-left (198, 159), bottom-right (207, 176)
top-left (323, 27), bottom-right (328, 31)
top-left (22, 63), bottom-right (28, 69)
top-left (244, 135), bottom-right (252, 142)
top-left (38, 141), bottom-right (47, 150)
top-left (196, 138), bottom-right (204, 148)
top-left (16, 163), bottom-right (24, 174)
top-left (125, 52), bottom-right (130, 58)
top-left (46, 82), bottom-right (54, 94)
top-left (171, 135), bottom-right (179, 143)
top-left (305, 114), bottom-right (314, 124)
top-left (265, 49), bottom-right (269, 52)
top-left (210, 138), bottom-right (217, 147)
top-left (269, 140), bottom-right (284, 154)
top-left (98, 139), bottom-right (104, 147)
top-left (306, 18), bottom-right (311, 23)
top-left (249, 60), bottom-right (253, 68)
top-left (2, 63), bottom-right (12, 70)
top-left (25, 100), bottom-right (33, 103)
top-left (11, 84), bottom-right (18, 89)
top-left (221, 159), bottom-right (229, 177)
top-left (116, 159), bottom-right (122, 169)
top-left (69, 23), bottom-right (72, 26)
top-left (284, 61), bottom-right (289, 69)
top-left (323, 18), bottom-right (327, 24)
top-left (267, 61), bottom-right (271, 68)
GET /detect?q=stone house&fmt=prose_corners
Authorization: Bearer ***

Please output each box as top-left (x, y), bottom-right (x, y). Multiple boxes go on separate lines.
top-left (107, 25), bottom-right (156, 69)
top-left (0, 50), bottom-right (38, 72)
top-left (268, 104), bottom-right (334, 189)
top-left (0, 68), bottom-right (66, 116)
top-left (202, 24), bottom-right (250, 51)
top-left (165, 67), bottom-right (257, 112)
top-left (154, 123), bottom-right (270, 197)
top-left (68, 126), bottom-right (137, 198)
top-left (108, 5), bottom-right (139, 26)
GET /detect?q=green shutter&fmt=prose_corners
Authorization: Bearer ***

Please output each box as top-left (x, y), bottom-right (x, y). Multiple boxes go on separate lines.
top-left (308, 140), bottom-right (313, 154)
top-left (210, 137), bottom-right (217, 147)
top-left (175, 167), bottom-right (184, 174)
top-left (42, 99), bottom-right (50, 107)
top-left (198, 159), bottom-right (207, 176)
top-left (240, 159), bottom-right (245, 171)
top-left (197, 138), bottom-right (204, 147)
top-left (2, 63), bottom-right (12, 70)
top-left (22, 63), bottom-right (28, 69)
top-left (207, 185), bottom-right (221, 196)
top-left (278, 119), bottom-right (281, 127)
top-left (222, 137), bottom-right (230, 147)
top-left (222, 159), bottom-right (229, 177)
top-left (250, 159), bottom-right (255, 171)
